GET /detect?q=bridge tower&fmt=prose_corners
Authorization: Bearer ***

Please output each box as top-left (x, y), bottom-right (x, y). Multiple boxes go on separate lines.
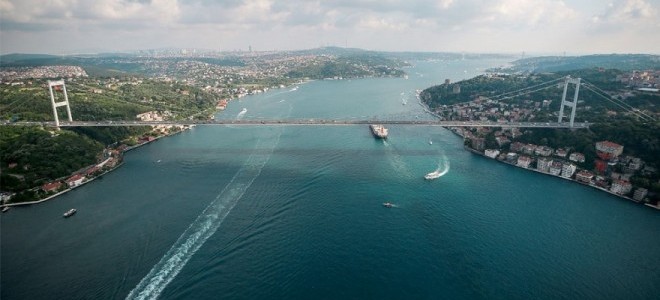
top-left (48, 79), bottom-right (72, 129)
top-left (557, 76), bottom-right (581, 128)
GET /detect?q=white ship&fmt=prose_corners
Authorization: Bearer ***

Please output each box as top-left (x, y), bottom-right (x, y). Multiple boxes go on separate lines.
top-left (369, 124), bottom-right (388, 139)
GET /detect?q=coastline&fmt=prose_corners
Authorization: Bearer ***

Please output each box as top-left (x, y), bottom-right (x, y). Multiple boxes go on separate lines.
top-left (0, 127), bottom-right (191, 208)
top-left (462, 146), bottom-right (659, 210)
top-left (417, 92), bottom-right (657, 210)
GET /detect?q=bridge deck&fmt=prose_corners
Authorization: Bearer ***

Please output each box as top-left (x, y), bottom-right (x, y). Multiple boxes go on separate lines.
top-left (7, 120), bottom-right (590, 128)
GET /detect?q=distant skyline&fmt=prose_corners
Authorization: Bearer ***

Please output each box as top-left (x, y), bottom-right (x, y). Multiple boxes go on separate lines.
top-left (1, 0), bottom-right (659, 55)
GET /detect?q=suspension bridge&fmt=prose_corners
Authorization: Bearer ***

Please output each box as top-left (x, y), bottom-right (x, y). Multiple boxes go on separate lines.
top-left (2, 76), bottom-right (654, 129)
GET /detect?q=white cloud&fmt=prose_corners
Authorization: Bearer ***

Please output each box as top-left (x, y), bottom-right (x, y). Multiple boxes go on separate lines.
top-left (591, 0), bottom-right (659, 27)
top-left (1, 0), bottom-right (658, 54)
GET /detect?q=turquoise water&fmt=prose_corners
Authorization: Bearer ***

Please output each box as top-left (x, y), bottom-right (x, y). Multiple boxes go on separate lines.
top-left (2, 59), bottom-right (659, 300)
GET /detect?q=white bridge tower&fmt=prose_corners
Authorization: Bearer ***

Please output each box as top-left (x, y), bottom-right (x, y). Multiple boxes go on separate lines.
top-left (557, 76), bottom-right (581, 128)
top-left (48, 80), bottom-right (72, 128)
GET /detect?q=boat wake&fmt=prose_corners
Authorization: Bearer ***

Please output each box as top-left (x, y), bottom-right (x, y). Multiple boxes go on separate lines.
top-left (425, 154), bottom-right (450, 180)
top-left (126, 127), bottom-right (283, 300)
top-left (236, 108), bottom-right (247, 119)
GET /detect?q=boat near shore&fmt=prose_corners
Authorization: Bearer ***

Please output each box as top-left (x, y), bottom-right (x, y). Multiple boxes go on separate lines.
top-left (369, 124), bottom-right (388, 139)
top-left (2, 206), bottom-right (9, 213)
top-left (63, 208), bottom-right (76, 218)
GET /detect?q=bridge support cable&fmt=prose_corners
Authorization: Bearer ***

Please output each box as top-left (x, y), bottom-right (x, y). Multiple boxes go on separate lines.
top-left (581, 80), bottom-right (656, 122)
top-left (489, 77), bottom-right (565, 101)
top-left (493, 84), bottom-right (559, 101)
top-left (558, 76), bottom-right (581, 128)
top-left (48, 80), bottom-right (73, 129)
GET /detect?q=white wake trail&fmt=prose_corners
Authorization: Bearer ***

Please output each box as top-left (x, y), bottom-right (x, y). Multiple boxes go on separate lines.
top-left (126, 129), bottom-right (282, 300)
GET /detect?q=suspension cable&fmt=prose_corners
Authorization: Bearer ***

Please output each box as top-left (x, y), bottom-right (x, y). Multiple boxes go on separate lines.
top-left (489, 77), bottom-right (565, 100)
top-left (581, 84), bottom-right (653, 121)
top-left (582, 80), bottom-right (656, 121)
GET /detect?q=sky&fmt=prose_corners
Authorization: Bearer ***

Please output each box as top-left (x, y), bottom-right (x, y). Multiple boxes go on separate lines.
top-left (1, 0), bottom-right (659, 55)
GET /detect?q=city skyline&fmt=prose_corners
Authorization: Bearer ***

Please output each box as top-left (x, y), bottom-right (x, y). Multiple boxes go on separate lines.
top-left (1, 0), bottom-right (659, 55)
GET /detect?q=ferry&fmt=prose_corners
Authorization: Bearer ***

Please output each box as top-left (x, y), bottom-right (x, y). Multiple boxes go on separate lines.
top-left (63, 208), bottom-right (77, 218)
top-left (369, 124), bottom-right (388, 139)
top-left (424, 170), bottom-right (442, 180)
top-left (382, 202), bottom-right (393, 208)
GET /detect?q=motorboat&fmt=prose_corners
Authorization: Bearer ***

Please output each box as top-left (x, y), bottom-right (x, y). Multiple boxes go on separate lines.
top-left (63, 208), bottom-right (77, 218)
top-left (424, 170), bottom-right (442, 180)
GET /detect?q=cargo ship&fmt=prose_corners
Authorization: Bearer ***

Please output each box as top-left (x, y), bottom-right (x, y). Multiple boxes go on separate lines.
top-left (369, 124), bottom-right (388, 139)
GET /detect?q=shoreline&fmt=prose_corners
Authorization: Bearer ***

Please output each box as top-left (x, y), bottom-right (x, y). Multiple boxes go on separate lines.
top-left (462, 146), bottom-right (659, 210)
top-left (0, 127), bottom-right (191, 208)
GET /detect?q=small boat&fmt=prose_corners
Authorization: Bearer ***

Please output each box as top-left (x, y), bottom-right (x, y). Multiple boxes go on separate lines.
top-left (2, 206), bottom-right (9, 213)
top-left (382, 202), bottom-right (393, 208)
top-left (240, 108), bottom-right (247, 114)
top-left (429, 139), bottom-right (433, 145)
top-left (63, 208), bottom-right (77, 218)
top-left (424, 170), bottom-right (442, 180)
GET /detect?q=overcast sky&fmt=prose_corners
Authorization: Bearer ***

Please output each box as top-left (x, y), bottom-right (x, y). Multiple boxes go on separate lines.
top-left (1, 0), bottom-right (659, 55)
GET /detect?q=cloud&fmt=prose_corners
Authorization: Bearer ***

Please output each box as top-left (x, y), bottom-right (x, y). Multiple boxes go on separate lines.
top-left (1, 0), bottom-right (658, 54)
top-left (591, 0), bottom-right (659, 27)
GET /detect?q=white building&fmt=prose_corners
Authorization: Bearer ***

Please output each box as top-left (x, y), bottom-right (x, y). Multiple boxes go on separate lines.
top-left (484, 149), bottom-right (500, 158)
top-left (561, 163), bottom-right (576, 178)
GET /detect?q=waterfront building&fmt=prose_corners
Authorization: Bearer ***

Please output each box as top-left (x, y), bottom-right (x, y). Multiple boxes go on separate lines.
top-left (569, 152), bottom-right (585, 163)
top-left (469, 137), bottom-right (485, 151)
top-left (506, 152), bottom-right (518, 163)
top-left (549, 161), bottom-right (563, 176)
top-left (633, 188), bottom-right (648, 202)
top-left (41, 182), bottom-right (63, 193)
top-left (484, 149), bottom-right (500, 158)
top-left (561, 163), bottom-right (577, 178)
top-left (537, 158), bottom-right (552, 173)
top-left (66, 174), bottom-right (85, 188)
top-left (517, 156), bottom-right (532, 168)
top-left (596, 141), bottom-right (624, 160)
top-left (575, 170), bottom-right (594, 184)
top-left (610, 180), bottom-right (632, 195)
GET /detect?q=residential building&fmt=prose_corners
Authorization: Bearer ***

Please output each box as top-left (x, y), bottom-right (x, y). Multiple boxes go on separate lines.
top-left (561, 163), bottom-right (577, 178)
top-left (575, 170), bottom-right (594, 184)
top-left (517, 156), bottom-right (532, 168)
top-left (569, 152), bottom-right (585, 163)
top-left (555, 148), bottom-right (568, 158)
top-left (537, 158), bottom-right (552, 173)
top-left (66, 174), bottom-right (85, 188)
top-left (534, 146), bottom-right (553, 157)
top-left (549, 161), bottom-right (563, 176)
top-left (596, 141), bottom-right (624, 160)
top-left (42, 182), bottom-right (63, 193)
top-left (484, 149), bottom-right (500, 158)
top-left (610, 180), bottom-right (632, 195)
top-left (633, 188), bottom-right (648, 202)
